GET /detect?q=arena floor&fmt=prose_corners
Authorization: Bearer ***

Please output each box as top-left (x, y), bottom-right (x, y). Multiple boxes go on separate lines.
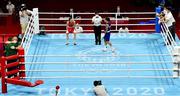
top-left (1, 33), bottom-right (180, 96)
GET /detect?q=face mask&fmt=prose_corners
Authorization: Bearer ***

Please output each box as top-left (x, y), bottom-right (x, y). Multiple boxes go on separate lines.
top-left (12, 40), bottom-right (17, 43)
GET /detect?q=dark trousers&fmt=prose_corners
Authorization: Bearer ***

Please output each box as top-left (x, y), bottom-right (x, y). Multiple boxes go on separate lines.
top-left (94, 26), bottom-right (101, 45)
top-left (167, 22), bottom-right (176, 45)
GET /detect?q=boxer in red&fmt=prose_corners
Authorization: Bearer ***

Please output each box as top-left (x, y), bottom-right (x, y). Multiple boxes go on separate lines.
top-left (66, 17), bottom-right (76, 45)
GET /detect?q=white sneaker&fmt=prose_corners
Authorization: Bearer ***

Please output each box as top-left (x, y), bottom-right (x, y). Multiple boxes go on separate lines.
top-left (103, 47), bottom-right (107, 52)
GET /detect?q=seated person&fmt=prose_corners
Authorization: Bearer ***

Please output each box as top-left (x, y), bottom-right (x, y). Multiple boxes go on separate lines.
top-left (93, 80), bottom-right (108, 96)
top-left (38, 26), bottom-right (46, 35)
top-left (119, 27), bottom-right (129, 33)
top-left (75, 23), bottom-right (83, 33)
top-left (5, 36), bottom-right (21, 56)
top-left (5, 36), bottom-right (21, 78)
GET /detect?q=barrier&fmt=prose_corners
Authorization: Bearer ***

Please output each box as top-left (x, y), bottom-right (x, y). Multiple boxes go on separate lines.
top-left (1, 47), bottom-right (43, 94)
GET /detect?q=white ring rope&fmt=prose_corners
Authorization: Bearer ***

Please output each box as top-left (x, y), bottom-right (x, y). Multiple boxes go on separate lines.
top-left (20, 69), bottom-right (178, 72)
top-left (21, 76), bottom-right (178, 79)
top-left (160, 22), bottom-right (177, 59)
top-left (161, 26), bottom-right (173, 53)
top-left (21, 61), bottom-right (174, 64)
top-left (40, 29), bottom-right (155, 32)
top-left (21, 15), bottom-right (34, 46)
top-left (162, 23), bottom-right (177, 46)
top-left (39, 12), bottom-right (156, 15)
top-left (39, 24), bottom-right (155, 27)
top-left (39, 18), bottom-right (155, 21)
top-left (23, 54), bottom-right (171, 57)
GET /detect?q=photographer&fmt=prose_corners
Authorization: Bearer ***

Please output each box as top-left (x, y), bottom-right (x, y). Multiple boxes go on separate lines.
top-left (93, 80), bottom-right (108, 96)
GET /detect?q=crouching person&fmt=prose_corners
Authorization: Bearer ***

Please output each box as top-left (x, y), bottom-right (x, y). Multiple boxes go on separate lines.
top-left (93, 80), bottom-right (109, 96)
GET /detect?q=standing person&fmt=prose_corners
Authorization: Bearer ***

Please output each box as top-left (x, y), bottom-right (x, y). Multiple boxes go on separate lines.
top-left (92, 12), bottom-right (102, 45)
top-left (103, 17), bottom-right (115, 52)
top-left (163, 6), bottom-right (176, 45)
top-left (116, 6), bottom-right (122, 18)
top-left (6, 1), bottom-right (15, 14)
top-left (93, 80), bottom-right (108, 96)
top-left (19, 7), bottom-right (32, 39)
top-left (66, 17), bottom-right (77, 45)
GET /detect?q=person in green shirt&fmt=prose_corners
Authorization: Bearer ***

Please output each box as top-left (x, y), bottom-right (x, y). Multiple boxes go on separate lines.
top-left (5, 36), bottom-right (20, 56)
top-left (4, 36), bottom-right (21, 78)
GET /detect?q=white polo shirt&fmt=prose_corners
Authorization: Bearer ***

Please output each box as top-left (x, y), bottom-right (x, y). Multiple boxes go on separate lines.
top-left (92, 15), bottom-right (102, 26)
top-left (164, 11), bottom-right (175, 27)
top-left (6, 4), bottom-right (15, 14)
top-left (19, 10), bottom-right (33, 25)
top-left (93, 85), bottom-right (108, 96)
top-left (75, 26), bottom-right (83, 33)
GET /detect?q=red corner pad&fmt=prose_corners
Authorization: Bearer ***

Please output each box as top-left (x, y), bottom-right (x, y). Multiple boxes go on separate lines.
top-left (6, 78), bottom-right (44, 87)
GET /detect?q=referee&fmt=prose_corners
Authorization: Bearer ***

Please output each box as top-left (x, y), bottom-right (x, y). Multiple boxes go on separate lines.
top-left (92, 12), bottom-right (102, 45)
top-left (163, 6), bottom-right (176, 45)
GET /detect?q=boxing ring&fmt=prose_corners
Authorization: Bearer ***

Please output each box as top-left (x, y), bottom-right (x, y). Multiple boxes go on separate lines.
top-left (1, 8), bottom-right (180, 96)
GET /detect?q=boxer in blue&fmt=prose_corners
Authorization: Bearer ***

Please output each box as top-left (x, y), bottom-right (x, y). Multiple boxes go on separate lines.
top-left (103, 17), bottom-right (115, 52)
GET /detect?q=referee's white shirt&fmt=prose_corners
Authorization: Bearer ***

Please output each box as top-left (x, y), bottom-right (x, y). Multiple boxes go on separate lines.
top-left (164, 11), bottom-right (175, 27)
top-left (93, 85), bottom-right (108, 96)
top-left (92, 15), bottom-right (102, 26)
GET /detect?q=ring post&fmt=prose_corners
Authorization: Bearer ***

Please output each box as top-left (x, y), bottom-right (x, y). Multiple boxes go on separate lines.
top-left (18, 48), bottom-right (26, 78)
top-left (155, 7), bottom-right (162, 33)
top-left (33, 8), bottom-right (39, 34)
top-left (115, 13), bottom-right (118, 30)
top-left (1, 56), bottom-right (7, 93)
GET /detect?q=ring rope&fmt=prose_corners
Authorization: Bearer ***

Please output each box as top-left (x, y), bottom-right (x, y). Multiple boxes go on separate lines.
top-left (39, 18), bottom-right (155, 21)
top-left (22, 54), bottom-right (171, 57)
top-left (162, 23), bottom-right (177, 46)
top-left (21, 76), bottom-right (178, 79)
top-left (20, 68), bottom-right (179, 72)
top-left (20, 61), bottom-right (174, 64)
top-left (39, 12), bottom-right (156, 15)
top-left (40, 29), bottom-right (156, 32)
top-left (39, 24), bottom-right (155, 27)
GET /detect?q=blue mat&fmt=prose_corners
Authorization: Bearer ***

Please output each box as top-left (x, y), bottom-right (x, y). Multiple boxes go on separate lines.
top-left (1, 33), bottom-right (180, 96)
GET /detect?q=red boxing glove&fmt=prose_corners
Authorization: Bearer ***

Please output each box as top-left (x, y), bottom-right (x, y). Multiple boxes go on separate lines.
top-left (56, 85), bottom-right (60, 90)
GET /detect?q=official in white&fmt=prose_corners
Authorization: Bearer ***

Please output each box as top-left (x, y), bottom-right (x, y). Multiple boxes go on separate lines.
top-left (19, 7), bottom-right (32, 38)
top-left (163, 6), bottom-right (176, 45)
top-left (92, 12), bottom-right (102, 45)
